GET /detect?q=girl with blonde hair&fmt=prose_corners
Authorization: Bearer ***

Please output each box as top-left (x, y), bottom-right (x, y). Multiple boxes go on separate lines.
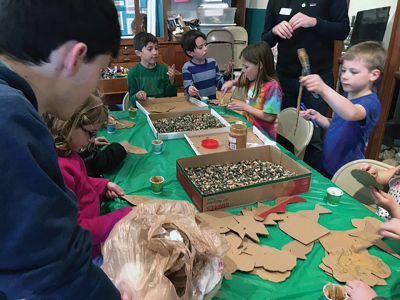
top-left (44, 95), bottom-right (132, 260)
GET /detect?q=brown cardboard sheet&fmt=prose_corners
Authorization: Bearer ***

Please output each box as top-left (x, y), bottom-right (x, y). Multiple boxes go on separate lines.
top-left (279, 212), bottom-right (330, 245)
top-left (137, 96), bottom-right (207, 114)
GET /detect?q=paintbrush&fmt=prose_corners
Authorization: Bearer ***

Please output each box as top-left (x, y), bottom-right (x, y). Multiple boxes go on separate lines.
top-left (297, 48), bottom-right (319, 99)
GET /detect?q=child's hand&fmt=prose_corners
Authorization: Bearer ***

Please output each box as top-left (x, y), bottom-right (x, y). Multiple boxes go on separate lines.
top-left (106, 182), bottom-right (125, 199)
top-left (299, 74), bottom-right (328, 95)
top-left (94, 137), bottom-right (110, 146)
top-left (188, 85), bottom-right (199, 97)
top-left (136, 90), bottom-right (147, 101)
top-left (223, 62), bottom-right (234, 76)
top-left (228, 100), bottom-right (249, 112)
top-left (346, 280), bottom-right (377, 300)
top-left (108, 115), bottom-right (118, 122)
top-left (300, 108), bottom-right (319, 121)
top-left (371, 189), bottom-right (398, 214)
top-left (167, 64), bottom-right (176, 84)
top-left (221, 80), bottom-right (235, 96)
top-left (359, 163), bottom-right (378, 177)
top-left (380, 218), bottom-right (400, 240)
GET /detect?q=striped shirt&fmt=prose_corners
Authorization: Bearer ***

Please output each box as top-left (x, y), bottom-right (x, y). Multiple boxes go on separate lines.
top-left (182, 58), bottom-right (230, 99)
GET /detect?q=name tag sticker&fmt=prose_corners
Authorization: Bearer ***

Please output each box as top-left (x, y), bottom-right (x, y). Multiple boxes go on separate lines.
top-left (279, 8), bottom-right (292, 16)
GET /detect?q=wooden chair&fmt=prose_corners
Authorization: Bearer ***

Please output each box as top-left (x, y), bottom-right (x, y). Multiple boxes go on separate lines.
top-left (331, 159), bottom-right (392, 210)
top-left (277, 107), bottom-right (314, 159)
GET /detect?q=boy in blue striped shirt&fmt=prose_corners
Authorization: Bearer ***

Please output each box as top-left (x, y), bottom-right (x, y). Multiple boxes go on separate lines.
top-left (181, 30), bottom-right (232, 100)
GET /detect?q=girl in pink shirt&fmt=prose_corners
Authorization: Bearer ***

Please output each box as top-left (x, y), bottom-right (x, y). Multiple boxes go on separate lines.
top-left (44, 95), bottom-right (132, 259)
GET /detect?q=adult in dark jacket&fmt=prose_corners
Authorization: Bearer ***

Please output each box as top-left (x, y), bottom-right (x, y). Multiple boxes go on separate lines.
top-left (0, 1), bottom-right (121, 299)
top-left (262, 0), bottom-right (350, 167)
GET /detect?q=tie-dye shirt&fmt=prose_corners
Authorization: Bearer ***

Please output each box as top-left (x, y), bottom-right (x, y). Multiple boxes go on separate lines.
top-left (244, 80), bottom-right (282, 140)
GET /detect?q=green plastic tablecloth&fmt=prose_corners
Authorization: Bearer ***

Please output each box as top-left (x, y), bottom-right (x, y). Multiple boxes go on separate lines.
top-left (100, 107), bottom-right (400, 299)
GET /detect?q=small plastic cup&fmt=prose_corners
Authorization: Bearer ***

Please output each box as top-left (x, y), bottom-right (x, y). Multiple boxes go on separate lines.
top-left (150, 176), bottom-right (164, 194)
top-left (326, 187), bottom-right (344, 206)
top-left (323, 283), bottom-right (348, 300)
top-left (152, 139), bottom-right (164, 154)
top-left (129, 107), bottom-right (137, 119)
top-left (107, 120), bottom-right (116, 134)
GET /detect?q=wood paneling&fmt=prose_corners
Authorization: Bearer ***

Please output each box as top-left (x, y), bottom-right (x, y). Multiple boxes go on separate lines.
top-left (366, 3), bottom-right (400, 159)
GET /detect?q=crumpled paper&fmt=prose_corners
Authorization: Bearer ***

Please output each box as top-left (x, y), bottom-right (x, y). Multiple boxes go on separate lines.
top-left (102, 201), bottom-right (229, 300)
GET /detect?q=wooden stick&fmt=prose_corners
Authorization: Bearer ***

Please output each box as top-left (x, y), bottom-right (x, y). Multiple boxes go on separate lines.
top-left (294, 84), bottom-right (303, 136)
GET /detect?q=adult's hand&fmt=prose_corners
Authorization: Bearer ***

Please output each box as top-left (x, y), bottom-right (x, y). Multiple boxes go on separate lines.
top-left (272, 21), bottom-right (293, 39)
top-left (289, 12), bottom-right (317, 31)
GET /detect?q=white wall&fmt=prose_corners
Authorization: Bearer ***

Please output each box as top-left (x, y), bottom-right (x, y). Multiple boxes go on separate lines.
top-left (348, 0), bottom-right (397, 48)
top-left (246, 0), bottom-right (268, 10)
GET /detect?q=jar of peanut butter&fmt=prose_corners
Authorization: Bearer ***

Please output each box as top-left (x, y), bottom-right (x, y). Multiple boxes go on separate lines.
top-left (228, 123), bottom-right (247, 150)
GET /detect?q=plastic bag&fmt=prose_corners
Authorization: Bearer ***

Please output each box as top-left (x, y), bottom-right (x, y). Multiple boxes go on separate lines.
top-left (101, 201), bottom-right (229, 300)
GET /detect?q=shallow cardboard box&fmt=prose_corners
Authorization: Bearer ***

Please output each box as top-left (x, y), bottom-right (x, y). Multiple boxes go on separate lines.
top-left (137, 96), bottom-right (207, 115)
top-left (176, 145), bottom-right (312, 212)
top-left (184, 126), bottom-right (277, 155)
top-left (147, 109), bottom-right (230, 140)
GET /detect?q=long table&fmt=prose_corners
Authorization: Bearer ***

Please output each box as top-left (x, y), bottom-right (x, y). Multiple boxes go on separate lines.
top-left (100, 108), bottom-right (400, 299)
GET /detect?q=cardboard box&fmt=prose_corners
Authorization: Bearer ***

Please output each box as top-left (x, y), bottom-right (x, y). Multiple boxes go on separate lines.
top-left (184, 126), bottom-right (277, 155)
top-left (147, 109), bottom-right (230, 140)
top-left (176, 146), bottom-right (312, 212)
top-left (137, 96), bottom-right (207, 115)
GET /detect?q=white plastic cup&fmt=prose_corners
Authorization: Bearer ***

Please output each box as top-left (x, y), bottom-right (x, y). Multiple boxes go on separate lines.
top-left (326, 187), bottom-right (344, 206)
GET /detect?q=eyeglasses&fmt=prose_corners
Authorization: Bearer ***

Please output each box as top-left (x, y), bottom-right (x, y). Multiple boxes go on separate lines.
top-left (81, 127), bottom-right (97, 139)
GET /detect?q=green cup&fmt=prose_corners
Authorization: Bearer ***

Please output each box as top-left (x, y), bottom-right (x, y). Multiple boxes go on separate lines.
top-left (150, 176), bottom-right (164, 194)
top-left (129, 107), bottom-right (137, 119)
top-left (326, 187), bottom-right (343, 206)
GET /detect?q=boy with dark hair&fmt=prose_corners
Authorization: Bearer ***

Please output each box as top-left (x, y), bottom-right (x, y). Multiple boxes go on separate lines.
top-left (300, 41), bottom-right (386, 178)
top-left (0, 0), bottom-right (121, 298)
top-left (128, 32), bottom-right (177, 105)
top-left (181, 30), bottom-right (232, 100)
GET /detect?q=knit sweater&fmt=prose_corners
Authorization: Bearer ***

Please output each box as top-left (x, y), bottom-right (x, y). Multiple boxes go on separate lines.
top-left (182, 58), bottom-right (230, 99)
top-left (128, 63), bottom-right (177, 106)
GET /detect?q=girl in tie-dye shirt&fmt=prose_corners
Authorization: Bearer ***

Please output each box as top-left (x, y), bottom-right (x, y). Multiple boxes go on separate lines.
top-left (221, 41), bottom-right (282, 139)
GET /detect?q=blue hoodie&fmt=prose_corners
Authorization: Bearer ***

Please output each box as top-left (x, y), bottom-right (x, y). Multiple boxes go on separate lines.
top-left (0, 65), bottom-right (120, 299)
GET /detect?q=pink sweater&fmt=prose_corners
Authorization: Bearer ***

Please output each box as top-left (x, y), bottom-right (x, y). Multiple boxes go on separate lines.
top-left (58, 153), bottom-right (131, 257)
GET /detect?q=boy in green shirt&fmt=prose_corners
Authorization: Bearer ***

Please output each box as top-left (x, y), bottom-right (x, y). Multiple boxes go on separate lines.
top-left (128, 32), bottom-right (177, 105)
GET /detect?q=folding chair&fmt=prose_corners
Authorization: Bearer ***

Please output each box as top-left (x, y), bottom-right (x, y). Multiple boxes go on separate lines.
top-left (331, 159), bottom-right (392, 210)
top-left (206, 29), bottom-right (234, 71)
top-left (277, 107), bottom-right (314, 159)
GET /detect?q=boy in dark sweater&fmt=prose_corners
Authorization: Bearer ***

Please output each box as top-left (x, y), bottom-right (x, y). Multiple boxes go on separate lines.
top-left (0, 1), bottom-right (122, 298)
